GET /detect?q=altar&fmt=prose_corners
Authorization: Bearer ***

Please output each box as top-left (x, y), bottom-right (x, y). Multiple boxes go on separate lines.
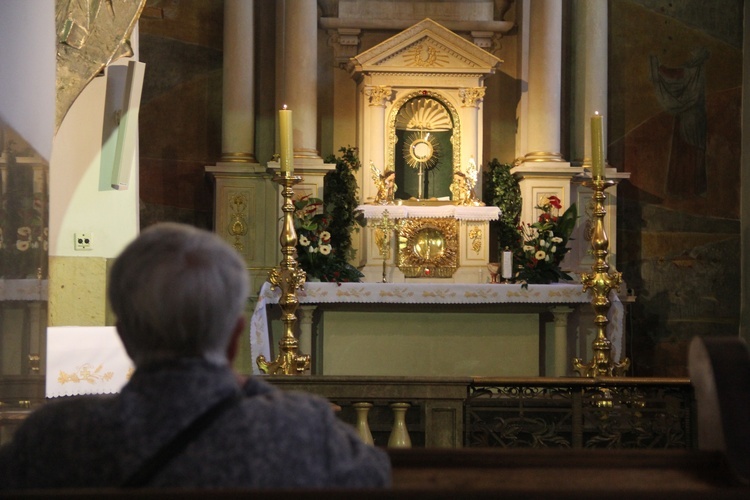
top-left (358, 204), bottom-right (500, 283)
top-left (250, 282), bottom-right (624, 378)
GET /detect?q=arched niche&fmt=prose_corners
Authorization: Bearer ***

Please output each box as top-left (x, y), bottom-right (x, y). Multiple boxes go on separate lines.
top-left (389, 92), bottom-right (460, 200)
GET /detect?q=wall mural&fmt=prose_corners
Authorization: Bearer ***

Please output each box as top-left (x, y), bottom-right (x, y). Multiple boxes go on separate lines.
top-left (610, 0), bottom-right (742, 375)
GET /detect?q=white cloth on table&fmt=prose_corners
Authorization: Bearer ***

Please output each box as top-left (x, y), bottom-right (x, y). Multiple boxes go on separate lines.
top-left (249, 282), bottom-right (624, 374)
top-left (46, 326), bottom-right (134, 398)
top-left (357, 204), bottom-right (500, 221)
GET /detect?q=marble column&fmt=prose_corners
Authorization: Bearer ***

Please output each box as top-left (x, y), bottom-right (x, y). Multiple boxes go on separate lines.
top-left (459, 87), bottom-right (485, 166)
top-left (222, 0), bottom-right (257, 164)
top-left (363, 85), bottom-right (393, 171)
top-left (550, 306), bottom-right (574, 376)
top-left (298, 305), bottom-right (316, 374)
top-left (278, 0), bottom-right (322, 163)
top-left (523, 0), bottom-right (565, 163)
top-left (571, 0), bottom-right (608, 167)
top-left (459, 87), bottom-right (485, 193)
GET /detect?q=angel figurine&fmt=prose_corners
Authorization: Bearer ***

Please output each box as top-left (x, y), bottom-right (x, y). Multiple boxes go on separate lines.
top-left (450, 171), bottom-right (471, 205)
top-left (450, 158), bottom-right (484, 206)
top-left (370, 162), bottom-right (397, 205)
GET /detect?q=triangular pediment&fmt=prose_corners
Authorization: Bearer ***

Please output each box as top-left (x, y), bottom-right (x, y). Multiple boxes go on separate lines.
top-left (348, 18), bottom-right (502, 76)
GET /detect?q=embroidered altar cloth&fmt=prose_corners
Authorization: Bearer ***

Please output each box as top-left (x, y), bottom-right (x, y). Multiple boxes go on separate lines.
top-left (250, 282), bottom-right (624, 375)
top-left (46, 326), bottom-right (134, 398)
top-left (358, 204), bottom-right (500, 221)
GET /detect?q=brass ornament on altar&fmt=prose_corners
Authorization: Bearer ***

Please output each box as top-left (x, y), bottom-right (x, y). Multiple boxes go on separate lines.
top-left (573, 179), bottom-right (630, 377)
top-left (397, 218), bottom-right (458, 278)
top-left (256, 174), bottom-right (310, 375)
top-left (372, 210), bottom-right (405, 283)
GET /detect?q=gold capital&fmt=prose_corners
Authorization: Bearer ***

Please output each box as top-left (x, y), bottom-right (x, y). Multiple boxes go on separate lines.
top-left (364, 85), bottom-right (393, 107)
top-left (459, 87), bottom-right (486, 107)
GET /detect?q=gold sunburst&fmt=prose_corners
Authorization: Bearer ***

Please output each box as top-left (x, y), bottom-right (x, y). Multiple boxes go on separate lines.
top-left (403, 131), bottom-right (440, 171)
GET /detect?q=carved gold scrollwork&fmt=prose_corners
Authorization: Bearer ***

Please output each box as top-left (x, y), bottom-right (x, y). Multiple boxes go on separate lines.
top-left (405, 42), bottom-right (449, 67)
top-left (459, 87), bottom-right (486, 107)
top-left (228, 194), bottom-right (248, 251)
top-left (469, 226), bottom-right (483, 254)
top-left (364, 85), bottom-right (393, 107)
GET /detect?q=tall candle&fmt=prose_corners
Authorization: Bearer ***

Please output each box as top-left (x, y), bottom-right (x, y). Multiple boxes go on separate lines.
top-left (591, 112), bottom-right (604, 179)
top-left (279, 106), bottom-right (294, 174)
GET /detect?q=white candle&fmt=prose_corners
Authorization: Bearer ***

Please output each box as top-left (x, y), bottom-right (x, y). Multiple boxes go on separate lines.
top-left (279, 106), bottom-right (293, 174)
top-left (591, 112), bottom-right (604, 179)
top-left (502, 250), bottom-right (513, 279)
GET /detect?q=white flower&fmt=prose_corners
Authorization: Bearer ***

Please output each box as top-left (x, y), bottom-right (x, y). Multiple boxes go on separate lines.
top-left (17, 227), bottom-right (31, 238)
top-left (539, 239), bottom-right (547, 247)
top-left (523, 245), bottom-right (535, 253)
top-left (17, 240), bottom-right (30, 251)
top-left (299, 235), bottom-right (310, 246)
top-left (548, 231), bottom-right (554, 238)
top-left (535, 250), bottom-right (546, 260)
top-left (320, 231), bottom-right (331, 242)
top-left (319, 244), bottom-right (332, 255)
top-left (551, 236), bottom-right (563, 244)
top-left (545, 254), bottom-right (551, 262)
top-left (550, 246), bottom-right (557, 253)
top-left (308, 246), bottom-right (315, 253)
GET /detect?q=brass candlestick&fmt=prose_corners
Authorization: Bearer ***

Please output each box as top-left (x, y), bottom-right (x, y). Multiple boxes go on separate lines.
top-left (573, 178), bottom-right (630, 377)
top-left (256, 173), bottom-right (310, 375)
top-left (372, 210), bottom-right (403, 283)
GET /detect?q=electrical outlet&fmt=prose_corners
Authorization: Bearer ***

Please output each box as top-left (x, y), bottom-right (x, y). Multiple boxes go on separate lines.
top-left (74, 233), bottom-right (93, 251)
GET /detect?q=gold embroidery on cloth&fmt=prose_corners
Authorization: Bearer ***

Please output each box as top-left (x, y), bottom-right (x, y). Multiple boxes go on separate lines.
top-left (58, 363), bottom-right (115, 385)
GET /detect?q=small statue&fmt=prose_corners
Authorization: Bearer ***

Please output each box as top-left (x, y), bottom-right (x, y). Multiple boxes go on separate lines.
top-left (450, 158), bottom-right (484, 206)
top-left (450, 171), bottom-right (471, 205)
top-left (370, 162), bottom-right (397, 205)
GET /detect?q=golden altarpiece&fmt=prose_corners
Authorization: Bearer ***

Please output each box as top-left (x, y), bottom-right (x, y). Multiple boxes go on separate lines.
top-left (349, 19), bottom-right (502, 283)
top-left (208, 19), bottom-right (628, 380)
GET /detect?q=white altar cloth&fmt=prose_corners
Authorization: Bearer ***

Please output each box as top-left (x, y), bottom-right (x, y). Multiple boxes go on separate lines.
top-left (250, 281), bottom-right (624, 375)
top-left (358, 204), bottom-right (500, 221)
top-left (46, 326), bottom-right (134, 398)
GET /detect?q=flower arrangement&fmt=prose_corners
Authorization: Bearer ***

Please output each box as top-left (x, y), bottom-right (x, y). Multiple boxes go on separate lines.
top-left (294, 195), bottom-right (362, 283)
top-left (514, 195), bottom-right (577, 286)
top-left (293, 145), bottom-right (365, 283)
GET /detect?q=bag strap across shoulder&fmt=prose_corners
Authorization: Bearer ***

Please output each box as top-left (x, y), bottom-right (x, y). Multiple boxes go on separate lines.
top-left (121, 391), bottom-right (242, 488)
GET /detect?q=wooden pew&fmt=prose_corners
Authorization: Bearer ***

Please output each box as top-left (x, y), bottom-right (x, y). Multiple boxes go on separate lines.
top-left (388, 447), bottom-right (748, 496)
top-left (3, 447), bottom-right (749, 498)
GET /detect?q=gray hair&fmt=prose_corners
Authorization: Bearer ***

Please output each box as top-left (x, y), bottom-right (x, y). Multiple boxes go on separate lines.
top-left (108, 223), bottom-right (249, 366)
